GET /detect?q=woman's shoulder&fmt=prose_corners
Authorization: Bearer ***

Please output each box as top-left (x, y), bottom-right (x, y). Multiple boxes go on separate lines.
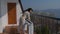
top-left (24, 11), bottom-right (30, 14)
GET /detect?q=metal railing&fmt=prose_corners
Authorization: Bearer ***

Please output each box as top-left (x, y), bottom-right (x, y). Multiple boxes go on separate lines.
top-left (31, 14), bottom-right (60, 34)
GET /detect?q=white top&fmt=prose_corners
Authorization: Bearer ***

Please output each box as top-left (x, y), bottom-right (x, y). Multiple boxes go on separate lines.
top-left (19, 11), bottom-right (30, 25)
top-left (24, 11), bottom-right (30, 20)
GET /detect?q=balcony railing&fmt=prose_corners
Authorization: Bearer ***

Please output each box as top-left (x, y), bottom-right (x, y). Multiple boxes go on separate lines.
top-left (30, 14), bottom-right (60, 34)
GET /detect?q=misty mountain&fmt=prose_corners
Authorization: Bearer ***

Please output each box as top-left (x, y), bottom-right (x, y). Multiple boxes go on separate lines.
top-left (34, 9), bottom-right (60, 18)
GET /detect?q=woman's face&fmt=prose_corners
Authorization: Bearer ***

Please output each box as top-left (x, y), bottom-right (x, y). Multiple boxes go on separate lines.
top-left (30, 10), bottom-right (32, 13)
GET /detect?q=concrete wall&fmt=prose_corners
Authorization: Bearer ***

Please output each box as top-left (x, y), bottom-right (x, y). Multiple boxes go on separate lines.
top-left (0, 0), bottom-right (3, 33)
top-left (0, 0), bottom-right (22, 33)
top-left (0, 0), bottom-right (1, 17)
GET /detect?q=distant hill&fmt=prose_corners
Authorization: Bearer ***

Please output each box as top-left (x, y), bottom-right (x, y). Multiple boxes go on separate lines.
top-left (34, 9), bottom-right (60, 18)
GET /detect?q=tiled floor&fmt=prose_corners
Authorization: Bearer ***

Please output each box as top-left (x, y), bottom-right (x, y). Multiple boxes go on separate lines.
top-left (0, 33), bottom-right (2, 34)
top-left (0, 26), bottom-right (35, 34)
top-left (2, 26), bottom-right (27, 34)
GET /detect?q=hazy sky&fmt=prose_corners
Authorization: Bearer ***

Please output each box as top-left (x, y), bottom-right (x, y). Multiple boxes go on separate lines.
top-left (21, 0), bottom-right (60, 10)
top-left (21, 0), bottom-right (60, 18)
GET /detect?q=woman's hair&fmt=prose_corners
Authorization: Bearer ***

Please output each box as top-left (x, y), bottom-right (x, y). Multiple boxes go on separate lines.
top-left (26, 8), bottom-right (33, 11)
top-left (23, 8), bottom-right (33, 14)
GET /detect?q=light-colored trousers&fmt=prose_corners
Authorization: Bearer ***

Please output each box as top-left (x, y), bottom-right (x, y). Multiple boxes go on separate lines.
top-left (18, 20), bottom-right (30, 32)
top-left (18, 20), bottom-right (34, 34)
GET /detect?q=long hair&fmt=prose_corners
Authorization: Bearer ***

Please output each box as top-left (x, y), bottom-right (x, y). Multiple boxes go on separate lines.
top-left (25, 8), bottom-right (33, 11)
top-left (23, 8), bottom-right (33, 13)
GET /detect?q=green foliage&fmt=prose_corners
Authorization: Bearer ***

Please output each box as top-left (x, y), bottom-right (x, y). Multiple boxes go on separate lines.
top-left (34, 26), bottom-right (41, 34)
top-left (34, 26), bottom-right (49, 34)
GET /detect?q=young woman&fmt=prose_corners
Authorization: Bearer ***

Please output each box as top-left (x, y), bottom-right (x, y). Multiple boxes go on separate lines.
top-left (18, 8), bottom-right (33, 34)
